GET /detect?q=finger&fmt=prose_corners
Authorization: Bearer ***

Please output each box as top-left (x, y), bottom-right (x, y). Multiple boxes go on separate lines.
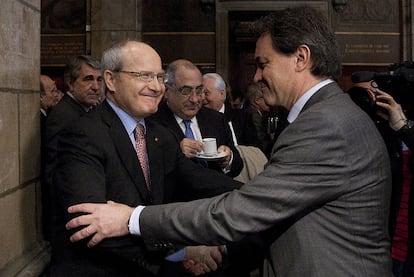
top-left (69, 224), bottom-right (96, 242)
top-left (203, 262), bottom-right (213, 273)
top-left (204, 256), bottom-right (218, 271)
top-left (87, 233), bottom-right (104, 248)
top-left (65, 214), bottom-right (93, 230)
top-left (68, 203), bottom-right (97, 214)
top-left (210, 247), bottom-right (223, 265)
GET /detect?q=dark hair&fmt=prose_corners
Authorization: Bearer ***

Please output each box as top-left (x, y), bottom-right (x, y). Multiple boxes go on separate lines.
top-left (65, 55), bottom-right (101, 85)
top-left (251, 6), bottom-right (341, 81)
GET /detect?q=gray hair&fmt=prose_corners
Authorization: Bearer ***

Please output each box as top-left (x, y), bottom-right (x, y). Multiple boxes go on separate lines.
top-left (65, 55), bottom-right (101, 85)
top-left (203, 73), bottom-right (226, 90)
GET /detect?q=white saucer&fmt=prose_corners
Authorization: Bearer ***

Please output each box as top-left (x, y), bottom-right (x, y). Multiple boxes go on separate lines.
top-left (195, 152), bottom-right (227, 161)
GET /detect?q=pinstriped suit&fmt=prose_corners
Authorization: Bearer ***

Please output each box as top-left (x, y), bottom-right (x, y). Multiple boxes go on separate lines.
top-left (140, 82), bottom-right (392, 276)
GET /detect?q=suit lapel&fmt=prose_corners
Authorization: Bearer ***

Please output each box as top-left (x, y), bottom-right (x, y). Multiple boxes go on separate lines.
top-left (100, 101), bottom-right (152, 203)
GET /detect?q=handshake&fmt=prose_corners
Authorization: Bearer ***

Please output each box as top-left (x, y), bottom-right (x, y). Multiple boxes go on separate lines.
top-left (183, 245), bottom-right (226, 276)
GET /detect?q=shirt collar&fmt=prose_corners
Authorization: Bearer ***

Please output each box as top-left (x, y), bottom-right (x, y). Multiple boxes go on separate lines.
top-left (287, 79), bottom-right (334, 123)
top-left (66, 91), bottom-right (94, 112)
top-left (219, 104), bottom-right (225, 114)
top-left (106, 99), bottom-right (146, 136)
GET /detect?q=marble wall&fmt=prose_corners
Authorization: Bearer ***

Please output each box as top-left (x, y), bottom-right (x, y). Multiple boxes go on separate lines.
top-left (0, 0), bottom-right (49, 275)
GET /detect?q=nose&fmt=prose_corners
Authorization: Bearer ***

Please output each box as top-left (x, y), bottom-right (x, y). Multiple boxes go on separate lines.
top-left (148, 77), bottom-right (163, 93)
top-left (253, 68), bottom-right (263, 83)
top-left (91, 79), bottom-right (101, 91)
top-left (188, 90), bottom-right (201, 103)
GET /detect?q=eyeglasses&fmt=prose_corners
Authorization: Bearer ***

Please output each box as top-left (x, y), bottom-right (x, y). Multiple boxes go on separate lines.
top-left (114, 70), bottom-right (168, 84)
top-left (174, 85), bottom-right (204, 97)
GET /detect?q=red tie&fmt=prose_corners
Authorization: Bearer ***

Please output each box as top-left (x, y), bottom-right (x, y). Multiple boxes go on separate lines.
top-left (135, 124), bottom-right (150, 190)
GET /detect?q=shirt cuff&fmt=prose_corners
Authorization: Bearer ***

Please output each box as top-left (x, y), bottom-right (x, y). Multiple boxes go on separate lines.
top-left (165, 248), bottom-right (186, 262)
top-left (222, 151), bottom-right (233, 174)
top-left (129, 205), bottom-right (145, 235)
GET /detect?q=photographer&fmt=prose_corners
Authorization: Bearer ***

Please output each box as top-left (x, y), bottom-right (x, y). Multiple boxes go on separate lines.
top-left (349, 80), bottom-right (414, 277)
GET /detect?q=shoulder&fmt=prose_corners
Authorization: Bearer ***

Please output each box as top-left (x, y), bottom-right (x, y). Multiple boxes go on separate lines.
top-left (198, 107), bottom-right (225, 120)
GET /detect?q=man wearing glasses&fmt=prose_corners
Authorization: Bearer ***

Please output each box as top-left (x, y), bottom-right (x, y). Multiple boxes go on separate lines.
top-left (49, 41), bottom-right (242, 276)
top-left (150, 59), bottom-right (243, 186)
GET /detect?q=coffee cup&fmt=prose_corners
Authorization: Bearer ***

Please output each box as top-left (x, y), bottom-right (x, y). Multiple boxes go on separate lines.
top-left (202, 138), bottom-right (217, 156)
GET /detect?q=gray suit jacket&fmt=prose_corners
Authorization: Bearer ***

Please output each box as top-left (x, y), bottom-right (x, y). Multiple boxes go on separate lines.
top-left (140, 83), bottom-right (392, 276)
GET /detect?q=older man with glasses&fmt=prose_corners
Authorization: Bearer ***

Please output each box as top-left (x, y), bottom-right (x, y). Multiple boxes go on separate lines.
top-left (149, 59), bottom-right (243, 185)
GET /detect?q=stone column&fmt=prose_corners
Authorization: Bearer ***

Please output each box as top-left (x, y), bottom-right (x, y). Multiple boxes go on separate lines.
top-left (0, 0), bottom-right (49, 275)
top-left (90, 0), bottom-right (143, 58)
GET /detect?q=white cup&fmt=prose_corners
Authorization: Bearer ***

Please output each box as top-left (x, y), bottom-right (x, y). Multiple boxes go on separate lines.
top-left (202, 138), bottom-right (217, 156)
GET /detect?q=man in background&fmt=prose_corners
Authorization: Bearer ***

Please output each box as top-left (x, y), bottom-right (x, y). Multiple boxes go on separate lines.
top-left (150, 59), bottom-right (243, 182)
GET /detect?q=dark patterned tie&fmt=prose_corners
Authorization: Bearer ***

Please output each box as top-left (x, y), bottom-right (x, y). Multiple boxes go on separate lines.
top-left (135, 124), bottom-right (150, 190)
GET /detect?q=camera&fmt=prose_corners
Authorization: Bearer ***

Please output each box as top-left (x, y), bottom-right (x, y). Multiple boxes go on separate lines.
top-left (347, 61), bottom-right (414, 117)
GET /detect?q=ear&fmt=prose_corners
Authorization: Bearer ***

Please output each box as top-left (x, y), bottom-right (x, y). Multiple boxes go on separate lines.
top-left (295, 45), bottom-right (311, 72)
top-left (67, 81), bottom-right (74, 92)
top-left (104, 70), bottom-right (116, 93)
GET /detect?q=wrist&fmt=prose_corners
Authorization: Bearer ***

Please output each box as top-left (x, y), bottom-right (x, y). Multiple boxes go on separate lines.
top-left (390, 118), bottom-right (406, 131)
top-left (397, 119), bottom-right (414, 133)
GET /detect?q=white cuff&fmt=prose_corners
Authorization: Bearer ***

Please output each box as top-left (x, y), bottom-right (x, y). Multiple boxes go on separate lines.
top-left (129, 205), bottom-right (146, 235)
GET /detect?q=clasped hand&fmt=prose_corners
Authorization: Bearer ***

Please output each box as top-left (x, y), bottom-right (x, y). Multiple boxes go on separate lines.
top-left (66, 201), bottom-right (225, 276)
top-left (183, 245), bottom-right (225, 276)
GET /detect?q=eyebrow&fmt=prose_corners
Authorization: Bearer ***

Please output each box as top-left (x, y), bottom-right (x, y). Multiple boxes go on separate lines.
top-left (83, 75), bottom-right (102, 80)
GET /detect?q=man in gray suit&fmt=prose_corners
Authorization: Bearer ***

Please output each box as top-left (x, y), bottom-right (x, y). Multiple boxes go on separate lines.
top-left (65, 6), bottom-right (392, 276)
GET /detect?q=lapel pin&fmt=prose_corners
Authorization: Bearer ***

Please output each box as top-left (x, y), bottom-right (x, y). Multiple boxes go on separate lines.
top-left (155, 137), bottom-right (159, 142)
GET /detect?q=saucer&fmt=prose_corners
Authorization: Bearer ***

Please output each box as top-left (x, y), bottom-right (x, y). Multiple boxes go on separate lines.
top-left (195, 152), bottom-right (227, 161)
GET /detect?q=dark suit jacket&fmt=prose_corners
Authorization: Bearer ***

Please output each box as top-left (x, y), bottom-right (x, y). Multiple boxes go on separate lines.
top-left (140, 82), bottom-right (392, 276)
top-left (49, 100), bottom-right (242, 276)
top-left (43, 94), bottom-right (88, 242)
top-left (150, 102), bottom-right (243, 179)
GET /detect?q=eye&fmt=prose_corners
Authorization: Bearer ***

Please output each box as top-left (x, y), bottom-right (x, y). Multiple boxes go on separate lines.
top-left (156, 73), bottom-right (166, 83)
top-left (181, 87), bottom-right (192, 95)
top-left (139, 72), bottom-right (152, 81)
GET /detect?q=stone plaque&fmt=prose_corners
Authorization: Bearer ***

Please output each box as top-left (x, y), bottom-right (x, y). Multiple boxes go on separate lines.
top-left (332, 0), bottom-right (400, 65)
top-left (337, 33), bottom-right (400, 65)
top-left (41, 34), bottom-right (86, 66)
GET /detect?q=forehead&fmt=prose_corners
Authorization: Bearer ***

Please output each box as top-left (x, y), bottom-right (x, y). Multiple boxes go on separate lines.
top-left (122, 43), bottom-right (162, 71)
top-left (79, 63), bottom-right (101, 76)
top-left (175, 68), bottom-right (202, 85)
top-left (254, 33), bottom-right (274, 60)
top-left (202, 77), bottom-right (216, 87)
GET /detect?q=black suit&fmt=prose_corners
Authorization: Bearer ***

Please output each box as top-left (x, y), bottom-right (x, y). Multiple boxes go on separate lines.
top-left (49, 100), bottom-right (242, 276)
top-left (149, 102), bottom-right (243, 180)
top-left (43, 94), bottom-right (89, 242)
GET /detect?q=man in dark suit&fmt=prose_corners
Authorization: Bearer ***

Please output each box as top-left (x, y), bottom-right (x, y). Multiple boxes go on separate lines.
top-left (150, 59), bottom-right (243, 180)
top-left (49, 40), bottom-right (241, 276)
top-left (40, 74), bottom-right (63, 240)
top-left (43, 56), bottom-right (102, 242)
top-left (66, 7), bottom-right (392, 277)
top-left (202, 72), bottom-right (258, 147)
